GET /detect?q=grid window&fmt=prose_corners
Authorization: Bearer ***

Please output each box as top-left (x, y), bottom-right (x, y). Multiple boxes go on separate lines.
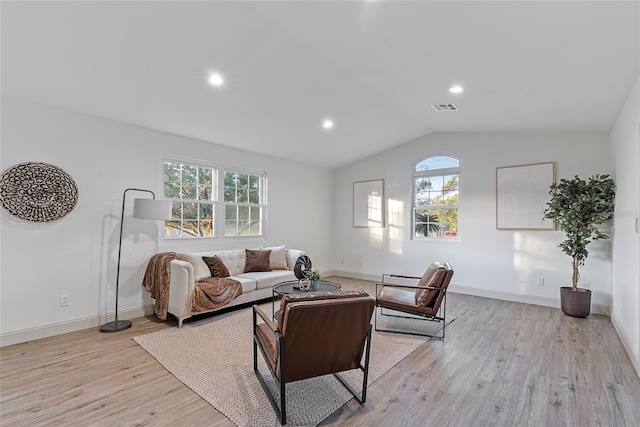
top-left (163, 160), bottom-right (216, 239)
top-left (224, 171), bottom-right (265, 237)
top-left (413, 156), bottom-right (460, 239)
top-left (163, 161), bottom-right (267, 239)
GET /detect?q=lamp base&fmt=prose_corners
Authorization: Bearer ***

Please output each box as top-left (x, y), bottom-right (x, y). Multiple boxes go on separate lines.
top-left (100, 319), bottom-right (132, 333)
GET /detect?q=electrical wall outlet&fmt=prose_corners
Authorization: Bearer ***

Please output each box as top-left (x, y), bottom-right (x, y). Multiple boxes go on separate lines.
top-left (59, 295), bottom-right (69, 307)
top-left (536, 277), bottom-right (544, 286)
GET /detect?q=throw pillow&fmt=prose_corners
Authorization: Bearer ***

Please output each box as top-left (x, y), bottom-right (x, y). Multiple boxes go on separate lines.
top-left (415, 264), bottom-right (447, 307)
top-left (202, 255), bottom-right (231, 278)
top-left (262, 245), bottom-right (288, 270)
top-left (244, 249), bottom-right (272, 273)
top-left (176, 253), bottom-right (212, 281)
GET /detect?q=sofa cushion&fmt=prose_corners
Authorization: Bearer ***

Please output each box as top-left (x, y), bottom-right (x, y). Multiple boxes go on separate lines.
top-left (262, 245), bottom-right (288, 270)
top-left (229, 275), bottom-right (257, 293)
top-left (241, 270), bottom-right (296, 290)
top-left (245, 249), bottom-right (272, 272)
top-left (176, 253), bottom-right (211, 281)
top-left (202, 255), bottom-right (230, 278)
top-left (212, 250), bottom-right (246, 276)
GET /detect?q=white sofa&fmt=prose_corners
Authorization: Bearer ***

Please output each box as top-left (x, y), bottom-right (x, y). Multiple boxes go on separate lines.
top-left (167, 247), bottom-right (304, 326)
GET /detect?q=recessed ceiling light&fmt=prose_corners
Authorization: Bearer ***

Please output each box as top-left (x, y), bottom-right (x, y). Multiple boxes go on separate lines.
top-left (208, 74), bottom-right (224, 86)
top-left (322, 119), bottom-right (334, 129)
top-left (449, 85), bottom-right (464, 94)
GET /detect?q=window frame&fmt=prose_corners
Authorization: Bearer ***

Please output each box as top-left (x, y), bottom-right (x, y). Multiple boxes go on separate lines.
top-left (221, 167), bottom-right (267, 239)
top-left (161, 156), bottom-right (267, 241)
top-left (411, 156), bottom-right (460, 240)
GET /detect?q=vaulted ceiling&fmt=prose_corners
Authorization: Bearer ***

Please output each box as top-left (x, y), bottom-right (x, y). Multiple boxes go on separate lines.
top-left (2, 1), bottom-right (638, 169)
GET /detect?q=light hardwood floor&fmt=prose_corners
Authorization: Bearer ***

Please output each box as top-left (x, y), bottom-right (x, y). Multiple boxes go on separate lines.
top-left (2, 276), bottom-right (639, 426)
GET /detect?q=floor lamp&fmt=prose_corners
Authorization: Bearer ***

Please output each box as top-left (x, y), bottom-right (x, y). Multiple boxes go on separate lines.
top-left (100, 188), bottom-right (172, 333)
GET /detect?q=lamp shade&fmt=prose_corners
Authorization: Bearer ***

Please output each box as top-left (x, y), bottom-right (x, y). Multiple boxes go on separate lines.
top-left (133, 198), bottom-right (172, 220)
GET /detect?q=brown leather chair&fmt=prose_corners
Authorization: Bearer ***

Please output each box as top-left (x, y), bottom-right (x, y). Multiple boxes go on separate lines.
top-left (375, 262), bottom-right (453, 339)
top-left (252, 290), bottom-right (375, 425)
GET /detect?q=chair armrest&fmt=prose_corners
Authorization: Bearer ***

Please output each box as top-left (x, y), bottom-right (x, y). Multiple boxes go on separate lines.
top-left (253, 305), bottom-right (278, 333)
top-left (381, 273), bottom-right (421, 283)
top-left (377, 282), bottom-right (421, 291)
top-left (376, 282), bottom-right (446, 295)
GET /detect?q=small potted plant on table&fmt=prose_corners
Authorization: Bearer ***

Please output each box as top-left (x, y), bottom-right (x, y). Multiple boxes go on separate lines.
top-left (305, 269), bottom-right (322, 291)
top-left (543, 174), bottom-right (615, 318)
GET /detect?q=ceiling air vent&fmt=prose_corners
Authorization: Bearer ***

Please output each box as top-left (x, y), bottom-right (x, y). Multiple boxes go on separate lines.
top-left (431, 103), bottom-right (459, 112)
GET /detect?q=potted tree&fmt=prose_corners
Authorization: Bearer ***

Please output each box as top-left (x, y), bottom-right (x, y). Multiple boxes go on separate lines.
top-left (544, 174), bottom-right (615, 318)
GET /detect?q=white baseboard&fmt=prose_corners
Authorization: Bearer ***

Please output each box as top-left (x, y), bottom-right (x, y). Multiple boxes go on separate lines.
top-left (0, 305), bottom-right (155, 347)
top-left (448, 284), bottom-right (610, 316)
top-left (611, 312), bottom-right (640, 377)
top-left (329, 269), bottom-right (380, 283)
top-left (330, 270), bottom-right (610, 316)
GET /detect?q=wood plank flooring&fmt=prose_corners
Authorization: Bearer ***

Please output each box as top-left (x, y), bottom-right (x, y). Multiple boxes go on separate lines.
top-left (2, 276), bottom-right (639, 426)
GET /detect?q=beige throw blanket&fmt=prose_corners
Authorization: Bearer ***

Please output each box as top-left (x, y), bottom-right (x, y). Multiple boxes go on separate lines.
top-left (142, 252), bottom-right (178, 320)
top-left (142, 252), bottom-right (243, 320)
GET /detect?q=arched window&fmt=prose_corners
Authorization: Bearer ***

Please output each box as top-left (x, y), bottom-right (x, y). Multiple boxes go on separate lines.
top-left (412, 156), bottom-right (460, 239)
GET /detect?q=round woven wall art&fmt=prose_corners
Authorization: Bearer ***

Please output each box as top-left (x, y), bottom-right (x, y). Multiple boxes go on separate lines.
top-left (0, 162), bottom-right (79, 223)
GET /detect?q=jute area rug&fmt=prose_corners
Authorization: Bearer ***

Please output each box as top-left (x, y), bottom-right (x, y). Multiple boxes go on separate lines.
top-left (133, 303), bottom-right (452, 427)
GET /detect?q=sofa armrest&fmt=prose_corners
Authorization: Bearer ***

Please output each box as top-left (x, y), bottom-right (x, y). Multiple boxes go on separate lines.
top-left (168, 259), bottom-right (196, 321)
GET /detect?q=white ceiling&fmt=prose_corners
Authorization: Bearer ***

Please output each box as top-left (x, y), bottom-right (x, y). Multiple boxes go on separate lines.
top-left (2, 1), bottom-right (638, 169)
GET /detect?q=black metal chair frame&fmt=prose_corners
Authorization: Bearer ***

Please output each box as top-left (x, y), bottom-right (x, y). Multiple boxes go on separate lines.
top-left (252, 305), bottom-right (372, 425)
top-left (374, 274), bottom-right (448, 340)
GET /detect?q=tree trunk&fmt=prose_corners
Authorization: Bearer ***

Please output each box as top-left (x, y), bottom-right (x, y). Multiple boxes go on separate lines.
top-left (572, 256), bottom-right (580, 289)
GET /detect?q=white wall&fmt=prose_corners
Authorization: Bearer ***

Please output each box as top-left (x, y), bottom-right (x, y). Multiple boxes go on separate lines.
top-left (610, 74), bottom-right (640, 376)
top-left (0, 97), bottom-right (334, 342)
top-left (1, 93), bottom-right (632, 360)
top-left (333, 132), bottom-right (612, 311)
